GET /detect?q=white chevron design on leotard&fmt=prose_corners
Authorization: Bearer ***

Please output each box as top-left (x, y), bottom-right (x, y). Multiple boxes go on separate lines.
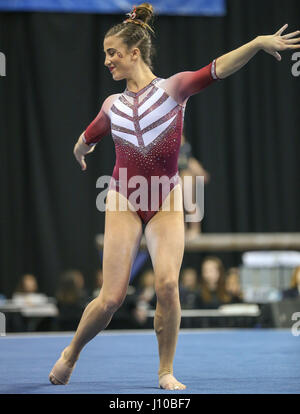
top-left (139, 96), bottom-right (178, 130)
top-left (138, 88), bottom-right (165, 116)
top-left (142, 115), bottom-right (177, 146)
top-left (109, 81), bottom-right (181, 149)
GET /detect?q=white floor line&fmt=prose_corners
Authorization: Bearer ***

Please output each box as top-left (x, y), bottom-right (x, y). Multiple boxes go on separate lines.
top-left (0, 327), bottom-right (291, 339)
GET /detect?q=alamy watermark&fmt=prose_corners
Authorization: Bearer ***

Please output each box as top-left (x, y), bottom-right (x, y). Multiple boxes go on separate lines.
top-left (0, 52), bottom-right (6, 77)
top-left (291, 312), bottom-right (300, 337)
top-left (291, 52), bottom-right (300, 77)
top-left (96, 169), bottom-right (204, 222)
top-left (0, 312), bottom-right (5, 336)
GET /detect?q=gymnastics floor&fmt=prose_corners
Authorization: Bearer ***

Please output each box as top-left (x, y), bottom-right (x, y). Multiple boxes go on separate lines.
top-left (0, 329), bottom-right (299, 394)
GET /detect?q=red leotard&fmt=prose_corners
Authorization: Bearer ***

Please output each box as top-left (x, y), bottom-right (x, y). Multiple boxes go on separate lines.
top-left (83, 60), bottom-right (219, 224)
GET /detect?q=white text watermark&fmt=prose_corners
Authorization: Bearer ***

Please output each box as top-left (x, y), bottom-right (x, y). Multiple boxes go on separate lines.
top-left (0, 312), bottom-right (5, 336)
top-left (0, 52), bottom-right (6, 77)
top-left (291, 52), bottom-right (300, 77)
top-left (96, 170), bottom-right (204, 222)
top-left (291, 312), bottom-right (300, 337)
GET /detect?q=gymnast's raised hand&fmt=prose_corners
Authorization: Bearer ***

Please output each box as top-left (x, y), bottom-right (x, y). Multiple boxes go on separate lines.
top-left (258, 24), bottom-right (300, 61)
top-left (214, 23), bottom-right (300, 79)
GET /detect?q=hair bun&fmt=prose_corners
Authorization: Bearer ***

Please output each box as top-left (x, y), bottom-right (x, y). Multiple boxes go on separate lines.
top-left (135, 3), bottom-right (154, 24)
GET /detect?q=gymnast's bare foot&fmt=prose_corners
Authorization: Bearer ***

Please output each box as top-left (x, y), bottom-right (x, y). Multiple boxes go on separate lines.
top-left (159, 374), bottom-right (186, 390)
top-left (49, 346), bottom-right (77, 385)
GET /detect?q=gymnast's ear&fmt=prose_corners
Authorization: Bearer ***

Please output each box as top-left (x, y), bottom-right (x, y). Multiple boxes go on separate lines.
top-left (130, 47), bottom-right (141, 61)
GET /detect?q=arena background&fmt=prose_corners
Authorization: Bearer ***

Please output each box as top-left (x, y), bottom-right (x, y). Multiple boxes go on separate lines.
top-left (0, 0), bottom-right (300, 297)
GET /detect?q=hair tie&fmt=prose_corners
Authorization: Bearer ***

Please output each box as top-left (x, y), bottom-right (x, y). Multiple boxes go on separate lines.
top-left (123, 18), bottom-right (143, 27)
top-left (122, 6), bottom-right (155, 34)
top-left (125, 6), bottom-right (137, 20)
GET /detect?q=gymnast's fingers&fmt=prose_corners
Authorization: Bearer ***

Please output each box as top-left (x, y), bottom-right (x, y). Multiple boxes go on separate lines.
top-left (282, 30), bottom-right (300, 39)
top-left (80, 156), bottom-right (87, 171)
top-left (275, 23), bottom-right (288, 36)
top-left (284, 37), bottom-right (300, 44)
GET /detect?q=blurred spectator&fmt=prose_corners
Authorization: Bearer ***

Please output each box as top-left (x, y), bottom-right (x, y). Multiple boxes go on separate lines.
top-left (136, 269), bottom-right (156, 309)
top-left (74, 269), bottom-right (89, 304)
top-left (55, 270), bottom-right (88, 331)
top-left (199, 256), bottom-right (230, 309)
top-left (91, 269), bottom-right (103, 299)
top-left (15, 273), bottom-right (38, 294)
top-left (282, 266), bottom-right (300, 299)
top-left (120, 269), bottom-right (156, 329)
top-left (178, 133), bottom-right (210, 241)
top-left (179, 267), bottom-right (201, 309)
top-left (12, 274), bottom-right (47, 306)
top-left (131, 300), bottom-right (149, 328)
top-left (112, 283), bottom-right (148, 329)
top-left (225, 267), bottom-right (244, 304)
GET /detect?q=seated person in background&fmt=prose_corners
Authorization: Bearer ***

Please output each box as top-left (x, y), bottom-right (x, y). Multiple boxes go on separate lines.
top-left (135, 269), bottom-right (156, 309)
top-left (199, 256), bottom-right (230, 309)
top-left (110, 279), bottom-right (147, 329)
top-left (179, 267), bottom-right (201, 309)
top-left (120, 269), bottom-right (156, 329)
top-left (14, 273), bottom-right (38, 294)
top-left (91, 269), bottom-right (103, 299)
top-left (178, 133), bottom-right (210, 241)
top-left (225, 267), bottom-right (244, 304)
top-left (283, 266), bottom-right (300, 299)
top-left (72, 270), bottom-right (89, 303)
top-left (55, 270), bottom-right (88, 331)
top-left (12, 273), bottom-right (46, 306)
top-left (129, 299), bottom-right (149, 329)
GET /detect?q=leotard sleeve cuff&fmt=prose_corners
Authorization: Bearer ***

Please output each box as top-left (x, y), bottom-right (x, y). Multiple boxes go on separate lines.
top-left (82, 133), bottom-right (97, 147)
top-left (211, 59), bottom-right (220, 81)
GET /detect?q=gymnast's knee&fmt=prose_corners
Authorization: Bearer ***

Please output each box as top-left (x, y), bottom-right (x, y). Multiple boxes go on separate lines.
top-left (155, 279), bottom-right (179, 305)
top-left (97, 293), bottom-right (126, 314)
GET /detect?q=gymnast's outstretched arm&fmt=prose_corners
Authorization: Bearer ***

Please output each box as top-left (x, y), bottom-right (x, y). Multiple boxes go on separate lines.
top-left (215, 23), bottom-right (300, 79)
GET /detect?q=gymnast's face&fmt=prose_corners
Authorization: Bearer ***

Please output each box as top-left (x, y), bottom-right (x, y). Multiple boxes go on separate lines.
top-left (103, 35), bottom-right (140, 81)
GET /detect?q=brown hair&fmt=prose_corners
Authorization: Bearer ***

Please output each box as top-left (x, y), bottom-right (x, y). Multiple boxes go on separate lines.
top-left (200, 256), bottom-right (231, 304)
top-left (56, 270), bottom-right (84, 304)
top-left (290, 266), bottom-right (300, 288)
top-left (105, 3), bottom-right (156, 70)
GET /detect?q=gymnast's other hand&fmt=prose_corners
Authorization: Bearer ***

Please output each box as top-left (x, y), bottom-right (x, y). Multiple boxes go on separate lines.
top-left (257, 24), bottom-right (300, 61)
top-left (73, 133), bottom-right (95, 171)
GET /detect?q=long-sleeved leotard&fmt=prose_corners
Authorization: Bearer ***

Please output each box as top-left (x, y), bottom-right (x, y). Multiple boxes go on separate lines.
top-left (83, 60), bottom-right (219, 224)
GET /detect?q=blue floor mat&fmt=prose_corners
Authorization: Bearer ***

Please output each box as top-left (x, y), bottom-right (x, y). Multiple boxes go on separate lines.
top-left (0, 329), bottom-right (299, 394)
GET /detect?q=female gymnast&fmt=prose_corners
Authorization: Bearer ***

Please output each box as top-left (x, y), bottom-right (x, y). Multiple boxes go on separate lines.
top-left (49, 3), bottom-right (300, 390)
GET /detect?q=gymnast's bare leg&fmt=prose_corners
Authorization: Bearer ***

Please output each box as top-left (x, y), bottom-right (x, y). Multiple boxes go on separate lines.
top-left (49, 190), bottom-right (143, 384)
top-left (144, 184), bottom-right (186, 390)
